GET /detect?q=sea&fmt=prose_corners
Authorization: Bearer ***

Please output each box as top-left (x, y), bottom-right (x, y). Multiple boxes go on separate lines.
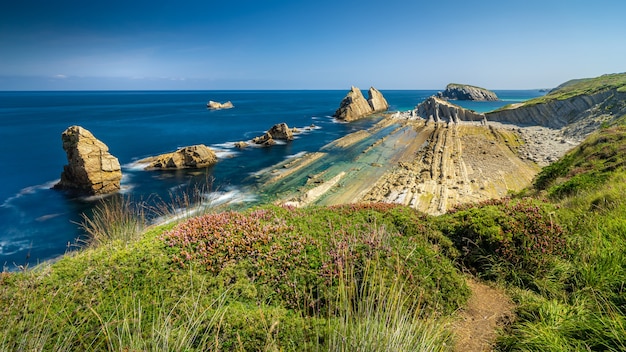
top-left (0, 89), bottom-right (544, 269)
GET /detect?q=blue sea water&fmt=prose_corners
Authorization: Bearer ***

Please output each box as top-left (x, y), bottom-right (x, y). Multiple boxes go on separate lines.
top-left (0, 89), bottom-right (543, 269)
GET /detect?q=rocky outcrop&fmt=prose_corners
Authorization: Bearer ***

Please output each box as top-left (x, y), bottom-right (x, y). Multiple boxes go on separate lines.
top-left (141, 145), bottom-right (218, 170)
top-left (252, 123), bottom-right (294, 146)
top-left (415, 96), bottom-right (486, 124)
top-left (53, 126), bottom-right (122, 195)
top-left (437, 84), bottom-right (499, 101)
top-left (368, 87), bottom-right (389, 112)
top-left (486, 90), bottom-right (626, 139)
top-left (207, 101), bottom-right (234, 109)
top-left (333, 86), bottom-right (389, 121)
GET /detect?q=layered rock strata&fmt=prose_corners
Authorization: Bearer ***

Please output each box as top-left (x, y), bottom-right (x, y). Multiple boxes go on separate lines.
top-left (437, 83), bottom-right (499, 101)
top-left (54, 126), bottom-right (122, 195)
top-left (141, 144), bottom-right (218, 170)
top-left (333, 86), bottom-right (389, 121)
top-left (207, 101), bottom-right (234, 109)
top-left (486, 90), bottom-right (626, 138)
top-left (415, 96), bottom-right (486, 124)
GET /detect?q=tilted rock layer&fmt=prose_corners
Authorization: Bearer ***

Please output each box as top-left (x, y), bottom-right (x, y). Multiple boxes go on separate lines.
top-left (334, 86), bottom-right (389, 121)
top-left (437, 83), bottom-right (499, 101)
top-left (54, 126), bottom-right (122, 195)
top-left (486, 90), bottom-right (626, 139)
top-left (141, 144), bottom-right (218, 170)
top-left (415, 96), bottom-right (486, 123)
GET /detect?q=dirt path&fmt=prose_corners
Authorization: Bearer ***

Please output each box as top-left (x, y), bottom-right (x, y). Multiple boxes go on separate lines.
top-left (452, 279), bottom-right (515, 352)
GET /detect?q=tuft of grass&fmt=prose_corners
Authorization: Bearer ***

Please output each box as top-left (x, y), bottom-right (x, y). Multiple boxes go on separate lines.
top-left (79, 195), bottom-right (147, 248)
top-left (326, 256), bottom-right (452, 351)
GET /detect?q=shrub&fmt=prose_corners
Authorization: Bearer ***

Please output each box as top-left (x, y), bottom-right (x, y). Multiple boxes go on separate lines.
top-left (442, 198), bottom-right (567, 285)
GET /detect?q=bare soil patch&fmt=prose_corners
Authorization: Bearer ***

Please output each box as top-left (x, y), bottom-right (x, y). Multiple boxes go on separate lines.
top-left (452, 279), bottom-right (515, 352)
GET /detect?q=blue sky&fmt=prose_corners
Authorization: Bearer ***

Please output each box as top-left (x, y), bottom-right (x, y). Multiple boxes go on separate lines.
top-left (1, 0), bottom-right (625, 90)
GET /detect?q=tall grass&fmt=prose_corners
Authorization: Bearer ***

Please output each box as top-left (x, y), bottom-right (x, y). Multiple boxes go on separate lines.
top-left (326, 249), bottom-right (452, 351)
top-left (79, 195), bottom-right (147, 247)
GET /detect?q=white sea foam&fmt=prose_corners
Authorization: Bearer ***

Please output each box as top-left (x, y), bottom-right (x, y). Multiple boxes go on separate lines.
top-left (151, 187), bottom-right (257, 225)
top-left (1, 180), bottom-right (60, 208)
top-left (286, 151), bottom-right (307, 159)
top-left (123, 160), bottom-right (151, 171)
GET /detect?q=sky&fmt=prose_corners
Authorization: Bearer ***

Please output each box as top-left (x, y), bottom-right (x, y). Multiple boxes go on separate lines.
top-left (1, 0), bottom-right (625, 90)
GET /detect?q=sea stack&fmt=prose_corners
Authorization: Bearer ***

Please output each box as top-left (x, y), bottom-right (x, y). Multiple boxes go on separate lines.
top-left (53, 126), bottom-right (122, 195)
top-left (140, 144), bottom-right (218, 170)
top-left (437, 83), bottom-right (499, 101)
top-left (333, 86), bottom-right (389, 122)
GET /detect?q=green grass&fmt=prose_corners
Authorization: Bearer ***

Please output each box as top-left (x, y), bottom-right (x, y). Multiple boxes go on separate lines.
top-left (0, 203), bottom-right (466, 351)
top-left (520, 72), bottom-right (626, 107)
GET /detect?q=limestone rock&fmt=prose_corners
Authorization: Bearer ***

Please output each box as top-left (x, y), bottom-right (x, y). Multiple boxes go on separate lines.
top-left (252, 132), bottom-right (276, 146)
top-left (333, 86), bottom-right (373, 121)
top-left (252, 123), bottom-right (294, 146)
top-left (141, 144), bottom-right (218, 170)
top-left (207, 100), bottom-right (234, 109)
top-left (486, 90), bottom-right (626, 136)
top-left (368, 87), bottom-right (389, 112)
top-left (415, 96), bottom-right (486, 123)
top-left (267, 122), bottom-right (294, 141)
top-left (53, 125), bottom-right (122, 195)
top-left (437, 84), bottom-right (499, 101)
top-left (234, 141), bottom-right (248, 149)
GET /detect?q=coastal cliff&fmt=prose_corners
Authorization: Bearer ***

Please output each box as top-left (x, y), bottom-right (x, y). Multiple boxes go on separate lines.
top-left (487, 75), bottom-right (626, 139)
top-left (334, 86), bottom-right (389, 121)
top-left (438, 83), bottom-right (499, 101)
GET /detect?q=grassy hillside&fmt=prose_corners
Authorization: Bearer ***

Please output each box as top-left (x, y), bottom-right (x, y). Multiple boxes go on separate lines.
top-left (524, 72), bottom-right (626, 106)
top-left (2, 109), bottom-right (626, 351)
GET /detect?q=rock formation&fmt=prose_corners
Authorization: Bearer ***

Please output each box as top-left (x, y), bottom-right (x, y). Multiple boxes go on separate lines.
top-left (486, 90), bottom-right (626, 137)
top-left (368, 87), bottom-right (390, 112)
top-left (252, 123), bottom-right (294, 146)
top-left (333, 86), bottom-right (389, 121)
top-left (415, 96), bottom-right (486, 124)
top-left (437, 84), bottom-right (499, 101)
top-left (207, 101), bottom-right (234, 109)
top-left (141, 145), bottom-right (218, 170)
top-left (53, 126), bottom-right (122, 195)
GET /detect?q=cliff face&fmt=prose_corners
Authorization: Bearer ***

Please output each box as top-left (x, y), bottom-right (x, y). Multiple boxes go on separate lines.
top-left (415, 96), bottom-right (486, 123)
top-left (486, 90), bottom-right (626, 138)
top-left (334, 86), bottom-right (389, 121)
top-left (438, 84), bottom-right (499, 101)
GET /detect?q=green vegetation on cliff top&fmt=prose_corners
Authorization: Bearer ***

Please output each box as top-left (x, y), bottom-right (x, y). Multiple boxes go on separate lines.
top-left (524, 72), bottom-right (626, 106)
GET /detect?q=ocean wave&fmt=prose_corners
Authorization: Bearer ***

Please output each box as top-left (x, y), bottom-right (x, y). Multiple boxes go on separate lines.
top-left (1, 180), bottom-right (60, 208)
top-left (151, 188), bottom-right (257, 225)
top-left (123, 160), bottom-right (151, 171)
top-left (0, 238), bottom-right (33, 257)
top-left (286, 151), bottom-right (308, 159)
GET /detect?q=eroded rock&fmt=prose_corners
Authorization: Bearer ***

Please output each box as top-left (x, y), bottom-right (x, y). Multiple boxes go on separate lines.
top-left (207, 100), bottom-right (234, 109)
top-left (53, 126), bottom-right (122, 195)
top-left (415, 96), bottom-right (486, 123)
top-left (333, 86), bottom-right (389, 121)
top-left (141, 144), bottom-right (218, 170)
top-left (437, 83), bottom-right (499, 101)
